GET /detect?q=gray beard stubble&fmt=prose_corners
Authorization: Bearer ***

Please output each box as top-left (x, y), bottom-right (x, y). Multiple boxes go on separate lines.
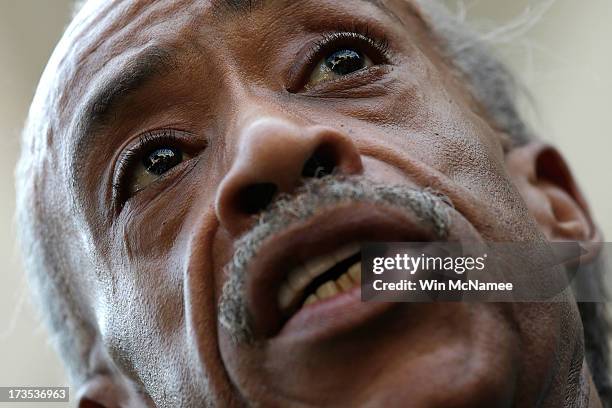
top-left (218, 176), bottom-right (452, 343)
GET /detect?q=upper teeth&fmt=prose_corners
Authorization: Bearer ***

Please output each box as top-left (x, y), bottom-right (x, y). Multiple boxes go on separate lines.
top-left (278, 244), bottom-right (361, 312)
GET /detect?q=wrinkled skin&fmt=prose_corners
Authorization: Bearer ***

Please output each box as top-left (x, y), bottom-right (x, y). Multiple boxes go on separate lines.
top-left (28, 0), bottom-right (603, 407)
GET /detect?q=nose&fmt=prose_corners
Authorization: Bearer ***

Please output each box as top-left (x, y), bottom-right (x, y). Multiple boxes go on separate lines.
top-left (215, 117), bottom-right (363, 235)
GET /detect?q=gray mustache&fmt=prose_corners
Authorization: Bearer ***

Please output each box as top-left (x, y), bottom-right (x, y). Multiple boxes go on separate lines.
top-left (218, 176), bottom-right (452, 343)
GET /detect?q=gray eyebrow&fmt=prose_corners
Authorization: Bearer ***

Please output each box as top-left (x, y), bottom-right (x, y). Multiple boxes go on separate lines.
top-left (79, 46), bottom-right (178, 136)
top-left (74, 0), bottom-right (264, 138)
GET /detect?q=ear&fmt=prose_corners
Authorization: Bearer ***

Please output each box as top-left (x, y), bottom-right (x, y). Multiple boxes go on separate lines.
top-left (76, 343), bottom-right (148, 408)
top-left (77, 374), bottom-right (131, 408)
top-left (505, 142), bottom-right (601, 244)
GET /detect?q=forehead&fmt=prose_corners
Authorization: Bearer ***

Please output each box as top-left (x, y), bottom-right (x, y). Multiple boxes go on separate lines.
top-left (58, 0), bottom-right (414, 133)
top-left (74, 0), bottom-right (396, 35)
top-left (66, 0), bottom-right (402, 83)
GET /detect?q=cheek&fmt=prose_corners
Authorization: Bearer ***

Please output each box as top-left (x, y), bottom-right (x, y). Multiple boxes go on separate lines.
top-left (360, 155), bottom-right (416, 185)
top-left (510, 302), bottom-right (584, 406)
top-left (96, 197), bottom-right (208, 404)
top-left (357, 74), bottom-right (540, 241)
top-left (314, 81), bottom-right (534, 241)
top-left (97, 262), bottom-right (191, 405)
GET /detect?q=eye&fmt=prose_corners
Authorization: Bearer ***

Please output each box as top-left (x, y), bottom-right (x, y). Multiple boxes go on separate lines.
top-left (144, 147), bottom-right (183, 176)
top-left (307, 48), bottom-right (374, 88)
top-left (129, 145), bottom-right (192, 195)
top-left (301, 30), bottom-right (389, 90)
top-left (113, 129), bottom-right (198, 202)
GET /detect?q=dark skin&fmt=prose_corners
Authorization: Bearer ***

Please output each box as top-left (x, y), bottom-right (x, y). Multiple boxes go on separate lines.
top-left (31, 0), bottom-right (603, 406)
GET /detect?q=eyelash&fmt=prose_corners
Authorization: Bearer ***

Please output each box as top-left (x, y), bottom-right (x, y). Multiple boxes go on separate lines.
top-left (112, 129), bottom-right (186, 204)
top-left (311, 27), bottom-right (389, 62)
top-left (292, 24), bottom-right (391, 90)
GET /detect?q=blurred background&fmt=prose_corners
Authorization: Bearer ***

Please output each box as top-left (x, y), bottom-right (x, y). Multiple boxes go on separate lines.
top-left (0, 0), bottom-right (610, 406)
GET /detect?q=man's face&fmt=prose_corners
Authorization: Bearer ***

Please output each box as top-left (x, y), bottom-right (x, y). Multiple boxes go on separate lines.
top-left (45, 0), bottom-right (590, 406)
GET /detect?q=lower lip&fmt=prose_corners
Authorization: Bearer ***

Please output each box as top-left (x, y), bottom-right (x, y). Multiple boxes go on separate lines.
top-left (278, 285), bottom-right (396, 341)
top-left (248, 202), bottom-right (449, 340)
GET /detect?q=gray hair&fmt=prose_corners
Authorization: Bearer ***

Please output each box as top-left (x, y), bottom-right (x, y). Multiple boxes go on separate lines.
top-left (414, 0), bottom-right (534, 145)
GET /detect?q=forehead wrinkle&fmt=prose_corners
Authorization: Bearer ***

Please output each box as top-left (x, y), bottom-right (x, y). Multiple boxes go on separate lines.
top-left (66, 0), bottom-right (399, 137)
top-left (211, 0), bottom-right (265, 17)
top-left (69, 0), bottom-right (393, 141)
top-left (209, 0), bottom-right (398, 20)
top-left (211, 0), bottom-right (262, 14)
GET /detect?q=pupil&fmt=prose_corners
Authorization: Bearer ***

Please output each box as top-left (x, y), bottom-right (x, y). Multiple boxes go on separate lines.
top-left (143, 147), bottom-right (182, 176)
top-left (325, 49), bottom-right (365, 75)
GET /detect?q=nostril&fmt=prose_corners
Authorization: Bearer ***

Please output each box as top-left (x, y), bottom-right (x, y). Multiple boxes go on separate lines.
top-left (302, 143), bottom-right (338, 179)
top-left (237, 183), bottom-right (278, 215)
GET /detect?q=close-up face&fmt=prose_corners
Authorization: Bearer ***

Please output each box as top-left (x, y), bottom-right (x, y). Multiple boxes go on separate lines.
top-left (19, 0), bottom-right (605, 407)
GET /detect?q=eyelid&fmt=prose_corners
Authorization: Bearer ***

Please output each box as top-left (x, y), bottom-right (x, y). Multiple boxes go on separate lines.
top-left (300, 64), bottom-right (392, 97)
top-left (286, 27), bottom-right (391, 93)
top-left (111, 128), bottom-right (203, 208)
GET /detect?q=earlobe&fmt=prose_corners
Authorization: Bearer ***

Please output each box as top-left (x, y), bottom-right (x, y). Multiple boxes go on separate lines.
top-left (75, 337), bottom-right (150, 408)
top-left (77, 366), bottom-right (154, 408)
top-left (505, 142), bottom-right (600, 243)
top-left (77, 374), bottom-right (124, 408)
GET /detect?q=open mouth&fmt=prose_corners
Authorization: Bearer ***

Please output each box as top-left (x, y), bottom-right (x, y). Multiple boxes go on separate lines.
top-left (277, 243), bottom-right (362, 317)
top-left (243, 201), bottom-right (452, 339)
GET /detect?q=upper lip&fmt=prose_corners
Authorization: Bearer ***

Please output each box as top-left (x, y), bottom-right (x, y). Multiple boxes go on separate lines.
top-left (242, 201), bottom-right (445, 339)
